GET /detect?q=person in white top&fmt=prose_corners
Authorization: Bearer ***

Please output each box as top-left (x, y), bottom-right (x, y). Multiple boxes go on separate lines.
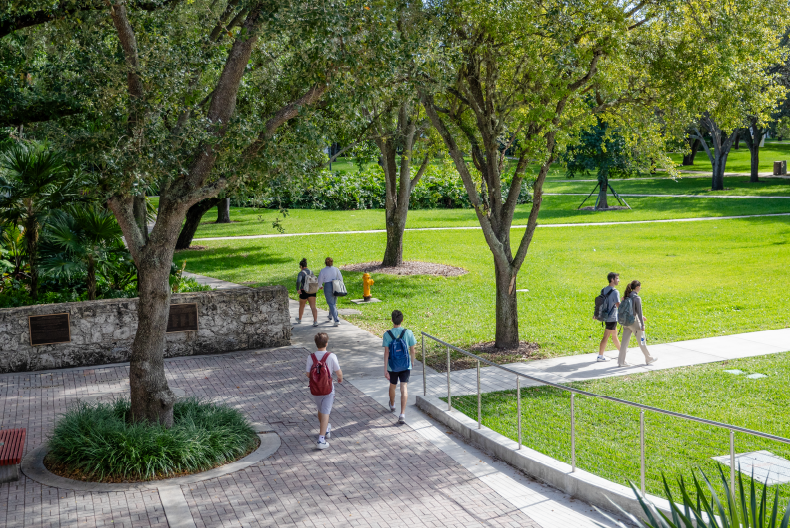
top-left (305, 332), bottom-right (343, 450)
top-left (317, 257), bottom-right (343, 327)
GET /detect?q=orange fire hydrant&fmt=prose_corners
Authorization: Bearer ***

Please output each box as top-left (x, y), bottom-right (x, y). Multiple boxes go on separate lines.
top-left (362, 273), bottom-right (374, 301)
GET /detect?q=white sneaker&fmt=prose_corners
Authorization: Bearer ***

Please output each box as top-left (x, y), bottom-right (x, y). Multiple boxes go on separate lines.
top-left (325, 423), bottom-right (331, 439)
top-left (317, 440), bottom-right (329, 450)
top-left (596, 355), bottom-right (609, 362)
top-left (295, 317), bottom-right (301, 324)
top-left (647, 357), bottom-right (658, 366)
top-left (389, 401), bottom-right (396, 413)
top-left (398, 415), bottom-right (406, 424)
top-left (312, 321), bottom-right (318, 327)
top-left (333, 322), bottom-right (339, 327)
top-left (618, 362), bottom-right (632, 367)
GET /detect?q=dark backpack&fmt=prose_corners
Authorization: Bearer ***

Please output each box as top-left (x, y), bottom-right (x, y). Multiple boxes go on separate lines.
top-left (387, 329), bottom-right (411, 372)
top-left (309, 353), bottom-right (333, 396)
top-left (594, 288), bottom-right (617, 321)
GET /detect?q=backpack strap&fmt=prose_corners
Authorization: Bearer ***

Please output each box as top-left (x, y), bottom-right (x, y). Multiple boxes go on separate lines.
top-left (386, 330), bottom-right (395, 342)
top-left (318, 353), bottom-right (329, 365)
top-left (311, 353), bottom-right (318, 366)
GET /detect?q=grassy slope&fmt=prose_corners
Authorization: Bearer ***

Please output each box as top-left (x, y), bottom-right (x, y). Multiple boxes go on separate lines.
top-left (183, 194), bottom-right (790, 238)
top-left (668, 140), bottom-right (790, 174)
top-left (449, 352), bottom-right (790, 503)
top-left (182, 216), bottom-right (790, 358)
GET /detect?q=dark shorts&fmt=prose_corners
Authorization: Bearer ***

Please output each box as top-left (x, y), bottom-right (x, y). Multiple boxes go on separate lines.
top-left (299, 292), bottom-right (317, 300)
top-left (604, 321), bottom-right (617, 331)
top-left (389, 370), bottom-right (411, 385)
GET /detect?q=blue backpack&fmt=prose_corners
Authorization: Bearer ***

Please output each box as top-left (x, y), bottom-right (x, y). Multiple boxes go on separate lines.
top-left (387, 329), bottom-right (411, 371)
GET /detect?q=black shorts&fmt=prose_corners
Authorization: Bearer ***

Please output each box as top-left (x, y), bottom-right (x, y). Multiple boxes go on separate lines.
top-left (299, 292), bottom-right (316, 300)
top-left (389, 370), bottom-right (411, 385)
top-left (604, 321), bottom-right (617, 330)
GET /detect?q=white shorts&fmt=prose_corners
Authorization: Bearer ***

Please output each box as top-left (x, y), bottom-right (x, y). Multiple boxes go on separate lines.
top-left (313, 391), bottom-right (335, 414)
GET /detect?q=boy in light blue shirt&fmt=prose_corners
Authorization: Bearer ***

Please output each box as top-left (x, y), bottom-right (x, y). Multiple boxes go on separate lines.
top-left (383, 310), bottom-right (416, 424)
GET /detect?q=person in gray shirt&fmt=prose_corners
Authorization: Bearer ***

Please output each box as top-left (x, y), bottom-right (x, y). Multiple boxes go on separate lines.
top-left (617, 280), bottom-right (658, 367)
top-left (595, 272), bottom-right (621, 362)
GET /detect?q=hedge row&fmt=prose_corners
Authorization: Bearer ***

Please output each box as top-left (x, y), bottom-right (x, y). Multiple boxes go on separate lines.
top-left (242, 161), bottom-right (532, 210)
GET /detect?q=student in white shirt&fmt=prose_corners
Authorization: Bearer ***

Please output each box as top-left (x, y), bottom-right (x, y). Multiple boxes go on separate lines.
top-left (317, 257), bottom-right (343, 327)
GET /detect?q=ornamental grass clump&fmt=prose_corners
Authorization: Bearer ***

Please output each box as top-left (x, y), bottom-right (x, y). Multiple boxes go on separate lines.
top-left (47, 398), bottom-right (257, 482)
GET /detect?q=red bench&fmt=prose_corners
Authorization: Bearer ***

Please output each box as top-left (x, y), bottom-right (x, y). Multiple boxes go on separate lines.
top-left (0, 428), bottom-right (26, 483)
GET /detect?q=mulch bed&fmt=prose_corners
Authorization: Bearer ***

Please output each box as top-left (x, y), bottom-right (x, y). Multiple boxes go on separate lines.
top-left (579, 206), bottom-right (630, 211)
top-left (428, 341), bottom-right (541, 372)
top-left (43, 436), bottom-right (260, 484)
top-left (340, 261), bottom-right (467, 277)
top-left (174, 245), bottom-right (208, 252)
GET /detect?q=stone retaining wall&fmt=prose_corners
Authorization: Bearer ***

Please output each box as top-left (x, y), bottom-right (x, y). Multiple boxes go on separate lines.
top-left (0, 287), bottom-right (290, 373)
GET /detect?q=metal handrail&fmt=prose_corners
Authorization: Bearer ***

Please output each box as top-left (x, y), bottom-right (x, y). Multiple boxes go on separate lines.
top-left (420, 331), bottom-right (790, 494)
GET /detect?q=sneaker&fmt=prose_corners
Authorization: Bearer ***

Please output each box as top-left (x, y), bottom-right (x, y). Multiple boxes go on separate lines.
top-left (325, 423), bottom-right (331, 439)
top-left (398, 415), bottom-right (406, 424)
top-left (295, 317), bottom-right (301, 324)
top-left (618, 362), bottom-right (632, 367)
top-left (312, 321), bottom-right (318, 327)
top-left (389, 401), bottom-right (396, 413)
top-left (596, 355), bottom-right (609, 362)
top-left (647, 357), bottom-right (658, 366)
top-left (317, 440), bottom-right (329, 450)
top-left (333, 321), bottom-right (339, 327)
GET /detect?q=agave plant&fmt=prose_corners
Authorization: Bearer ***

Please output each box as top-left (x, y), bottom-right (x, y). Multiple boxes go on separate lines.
top-left (597, 465), bottom-right (790, 528)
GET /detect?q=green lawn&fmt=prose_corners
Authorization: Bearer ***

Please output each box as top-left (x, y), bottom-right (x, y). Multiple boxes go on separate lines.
top-left (668, 140), bottom-right (790, 174)
top-left (181, 216), bottom-right (790, 360)
top-left (179, 194), bottom-right (790, 239)
top-left (448, 352), bottom-right (790, 504)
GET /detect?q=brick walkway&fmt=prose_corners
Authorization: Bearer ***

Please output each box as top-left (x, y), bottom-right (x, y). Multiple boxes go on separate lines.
top-left (1, 347), bottom-right (540, 528)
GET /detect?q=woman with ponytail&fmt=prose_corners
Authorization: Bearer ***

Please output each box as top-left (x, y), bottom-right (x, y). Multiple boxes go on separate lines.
top-left (617, 280), bottom-right (658, 367)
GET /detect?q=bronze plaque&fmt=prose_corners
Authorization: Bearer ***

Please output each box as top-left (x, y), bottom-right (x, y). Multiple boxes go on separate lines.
top-left (29, 313), bottom-right (71, 346)
top-left (167, 303), bottom-right (199, 333)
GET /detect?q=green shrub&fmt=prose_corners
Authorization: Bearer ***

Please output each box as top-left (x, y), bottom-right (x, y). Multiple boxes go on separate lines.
top-left (248, 159), bottom-right (532, 210)
top-left (47, 398), bottom-right (258, 481)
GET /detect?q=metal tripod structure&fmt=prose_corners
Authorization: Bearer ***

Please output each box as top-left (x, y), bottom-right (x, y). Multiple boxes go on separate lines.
top-left (577, 181), bottom-right (631, 210)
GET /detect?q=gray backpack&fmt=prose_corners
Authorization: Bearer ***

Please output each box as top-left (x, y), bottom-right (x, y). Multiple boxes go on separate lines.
top-left (617, 296), bottom-right (635, 326)
top-left (304, 271), bottom-right (319, 294)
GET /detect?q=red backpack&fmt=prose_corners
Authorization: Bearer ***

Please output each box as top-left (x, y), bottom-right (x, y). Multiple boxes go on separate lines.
top-left (309, 353), bottom-right (333, 396)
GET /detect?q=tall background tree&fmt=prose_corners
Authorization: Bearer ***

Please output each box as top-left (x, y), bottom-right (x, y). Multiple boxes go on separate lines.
top-left (680, 0), bottom-right (787, 190)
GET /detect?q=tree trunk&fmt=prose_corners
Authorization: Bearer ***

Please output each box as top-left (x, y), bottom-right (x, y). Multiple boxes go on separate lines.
top-left (711, 151), bottom-right (727, 190)
top-left (175, 198), bottom-right (220, 250)
top-left (25, 218), bottom-right (39, 300)
top-left (733, 130), bottom-right (740, 149)
top-left (130, 254), bottom-right (176, 426)
top-left (596, 178), bottom-right (609, 210)
top-left (750, 143), bottom-right (760, 183)
top-left (493, 259), bottom-right (519, 348)
top-left (216, 198), bottom-right (231, 223)
top-left (133, 195), bottom-right (149, 244)
top-left (682, 138), bottom-right (701, 165)
top-left (382, 206), bottom-right (407, 266)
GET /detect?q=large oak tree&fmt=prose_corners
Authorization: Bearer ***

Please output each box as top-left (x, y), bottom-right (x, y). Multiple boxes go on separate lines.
top-left (418, 0), bottom-right (726, 348)
top-left (12, 0), bottom-right (372, 425)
